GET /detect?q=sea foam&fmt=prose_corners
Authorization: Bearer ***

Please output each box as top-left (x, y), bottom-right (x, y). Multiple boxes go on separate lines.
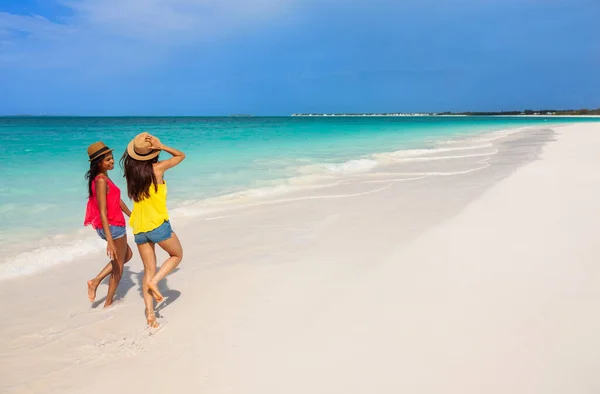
top-left (0, 237), bottom-right (105, 280)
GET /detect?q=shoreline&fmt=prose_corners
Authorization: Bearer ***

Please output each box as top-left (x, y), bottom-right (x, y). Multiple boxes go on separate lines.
top-left (291, 114), bottom-right (600, 118)
top-left (0, 124), bottom-right (539, 280)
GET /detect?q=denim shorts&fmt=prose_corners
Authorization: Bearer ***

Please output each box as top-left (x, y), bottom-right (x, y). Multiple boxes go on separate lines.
top-left (96, 225), bottom-right (127, 241)
top-left (134, 220), bottom-right (173, 245)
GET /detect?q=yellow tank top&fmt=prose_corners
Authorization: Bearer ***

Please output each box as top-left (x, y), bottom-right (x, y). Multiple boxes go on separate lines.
top-left (130, 182), bottom-right (169, 234)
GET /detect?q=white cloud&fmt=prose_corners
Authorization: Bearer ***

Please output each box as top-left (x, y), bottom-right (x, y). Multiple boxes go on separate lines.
top-left (0, 0), bottom-right (300, 71)
top-left (0, 12), bottom-right (72, 41)
top-left (64, 0), bottom-right (297, 40)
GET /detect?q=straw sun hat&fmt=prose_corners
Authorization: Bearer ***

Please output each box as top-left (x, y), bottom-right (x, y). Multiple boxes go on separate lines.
top-left (127, 132), bottom-right (161, 161)
top-left (87, 141), bottom-right (114, 161)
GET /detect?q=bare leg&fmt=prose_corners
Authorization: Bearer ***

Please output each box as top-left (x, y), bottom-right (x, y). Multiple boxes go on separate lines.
top-left (104, 236), bottom-right (130, 307)
top-left (137, 241), bottom-right (159, 328)
top-left (148, 232), bottom-right (183, 302)
top-left (88, 263), bottom-right (111, 302)
top-left (88, 245), bottom-right (132, 302)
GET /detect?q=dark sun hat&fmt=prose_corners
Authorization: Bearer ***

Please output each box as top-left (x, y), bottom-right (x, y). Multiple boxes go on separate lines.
top-left (87, 141), bottom-right (114, 161)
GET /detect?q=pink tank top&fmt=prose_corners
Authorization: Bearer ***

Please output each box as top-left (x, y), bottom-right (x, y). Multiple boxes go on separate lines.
top-left (84, 175), bottom-right (126, 229)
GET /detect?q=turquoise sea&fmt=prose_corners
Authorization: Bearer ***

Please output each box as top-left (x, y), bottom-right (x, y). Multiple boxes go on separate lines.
top-left (1, 116), bottom-right (598, 278)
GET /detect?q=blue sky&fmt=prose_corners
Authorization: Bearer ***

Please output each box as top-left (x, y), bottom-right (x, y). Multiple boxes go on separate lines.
top-left (0, 0), bottom-right (598, 115)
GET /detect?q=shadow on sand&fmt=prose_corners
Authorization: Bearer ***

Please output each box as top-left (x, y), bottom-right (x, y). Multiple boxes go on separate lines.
top-left (90, 265), bottom-right (182, 319)
top-left (135, 268), bottom-right (182, 317)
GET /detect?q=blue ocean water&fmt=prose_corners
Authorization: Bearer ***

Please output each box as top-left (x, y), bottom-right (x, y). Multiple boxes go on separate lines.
top-left (0, 116), bottom-right (598, 277)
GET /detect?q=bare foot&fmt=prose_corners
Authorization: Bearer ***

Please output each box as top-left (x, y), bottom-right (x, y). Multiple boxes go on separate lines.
top-left (104, 299), bottom-right (113, 308)
top-left (147, 281), bottom-right (164, 302)
top-left (87, 280), bottom-right (99, 302)
top-left (146, 310), bottom-right (160, 328)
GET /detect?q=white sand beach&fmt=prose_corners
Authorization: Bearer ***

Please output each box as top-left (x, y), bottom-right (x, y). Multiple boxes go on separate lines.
top-left (2, 123), bottom-right (600, 393)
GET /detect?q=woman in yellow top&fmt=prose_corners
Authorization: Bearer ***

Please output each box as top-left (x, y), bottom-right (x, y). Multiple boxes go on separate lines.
top-left (121, 132), bottom-right (185, 328)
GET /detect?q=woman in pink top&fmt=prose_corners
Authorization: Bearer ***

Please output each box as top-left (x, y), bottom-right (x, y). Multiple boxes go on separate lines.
top-left (84, 142), bottom-right (133, 307)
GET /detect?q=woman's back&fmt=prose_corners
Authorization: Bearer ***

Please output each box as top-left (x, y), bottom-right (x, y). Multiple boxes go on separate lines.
top-left (129, 181), bottom-right (169, 234)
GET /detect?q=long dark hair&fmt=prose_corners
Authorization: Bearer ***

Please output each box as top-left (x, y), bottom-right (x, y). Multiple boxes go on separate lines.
top-left (120, 150), bottom-right (159, 202)
top-left (84, 153), bottom-right (110, 198)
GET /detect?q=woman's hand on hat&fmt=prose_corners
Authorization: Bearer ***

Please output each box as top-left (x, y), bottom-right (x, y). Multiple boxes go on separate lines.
top-left (145, 135), bottom-right (163, 151)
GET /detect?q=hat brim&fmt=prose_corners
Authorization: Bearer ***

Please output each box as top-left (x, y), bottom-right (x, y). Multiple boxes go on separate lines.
top-left (88, 148), bottom-right (114, 161)
top-left (127, 140), bottom-right (160, 161)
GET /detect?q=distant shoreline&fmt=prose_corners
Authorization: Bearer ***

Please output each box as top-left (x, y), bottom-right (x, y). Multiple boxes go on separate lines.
top-left (290, 114), bottom-right (600, 118)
